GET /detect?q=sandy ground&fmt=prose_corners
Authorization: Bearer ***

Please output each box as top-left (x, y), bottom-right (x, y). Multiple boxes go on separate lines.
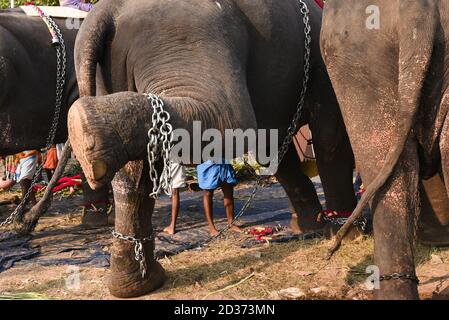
top-left (0, 184), bottom-right (449, 300)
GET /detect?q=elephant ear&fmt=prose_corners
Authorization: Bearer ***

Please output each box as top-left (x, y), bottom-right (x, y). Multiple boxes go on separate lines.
top-left (328, 0), bottom-right (439, 256)
top-left (75, 1), bottom-right (118, 97)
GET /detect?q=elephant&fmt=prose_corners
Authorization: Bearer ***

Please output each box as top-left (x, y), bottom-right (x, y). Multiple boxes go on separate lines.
top-left (66, 0), bottom-right (359, 298)
top-left (0, 8), bottom-right (110, 231)
top-left (321, 0), bottom-right (449, 299)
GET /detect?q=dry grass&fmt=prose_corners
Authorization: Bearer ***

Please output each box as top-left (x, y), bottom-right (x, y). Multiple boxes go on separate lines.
top-left (1, 188), bottom-right (449, 300)
top-left (0, 233), bottom-right (449, 300)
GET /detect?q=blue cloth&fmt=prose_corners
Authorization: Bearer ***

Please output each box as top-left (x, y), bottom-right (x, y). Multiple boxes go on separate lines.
top-left (197, 160), bottom-right (238, 190)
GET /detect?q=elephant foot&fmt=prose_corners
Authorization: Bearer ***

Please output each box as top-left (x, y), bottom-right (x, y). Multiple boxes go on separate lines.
top-left (375, 280), bottom-right (419, 300)
top-left (82, 206), bottom-right (109, 227)
top-left (107, 260), bottom-right (166, 298)
top-left (417, 221), bottom-right (449, 247)
top-left (290, 212), bottom-right (325, 234)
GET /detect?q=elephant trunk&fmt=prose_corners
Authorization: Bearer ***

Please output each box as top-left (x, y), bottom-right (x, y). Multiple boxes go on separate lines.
top-left (68, 90), bottom-right (257, 189)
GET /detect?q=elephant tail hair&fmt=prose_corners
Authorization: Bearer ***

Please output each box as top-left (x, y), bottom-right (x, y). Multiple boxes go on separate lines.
top-left (327, 0), bottom-right (438, 258)
top-left (74, 3), bottom-right (117, 97)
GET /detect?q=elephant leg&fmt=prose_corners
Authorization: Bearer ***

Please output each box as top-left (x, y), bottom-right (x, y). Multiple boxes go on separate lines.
top-left (417, 174), bottom-right (449, 246)
top-left (275, 145), bottom-right (324, 234)
top-left (107, 160), bottom-right (166, 298)
top-left (373, 139), bottom-right (420, 300)
top-left (308, 95), bottom-right (358, 239)
top-left (81, 171), bottom-right (111, 227)
top-left (438, 114), bottom-right (449, 238)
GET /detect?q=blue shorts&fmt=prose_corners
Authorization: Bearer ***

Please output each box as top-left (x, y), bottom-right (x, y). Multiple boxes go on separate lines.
top-left (197, 160), bottom-right (238, 190)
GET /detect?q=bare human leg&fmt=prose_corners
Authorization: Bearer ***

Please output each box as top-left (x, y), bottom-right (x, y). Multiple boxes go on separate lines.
top-left (203, 189), bottom-right (219, 236)
top-left (221, 182), bottom-right (243, 233)
top-left (163, 188), bottom-right (180, 235)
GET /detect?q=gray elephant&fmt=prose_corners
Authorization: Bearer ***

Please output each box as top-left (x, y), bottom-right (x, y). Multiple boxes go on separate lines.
top-left (67, 0), bottom-right (358, 298)
top-left (321, 0), bottom-right (449, 299)
top-left (0, 8), bottom-right (109, 231)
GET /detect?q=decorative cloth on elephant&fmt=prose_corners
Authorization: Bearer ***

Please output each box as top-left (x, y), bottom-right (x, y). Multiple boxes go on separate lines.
top-left (197, 160), bottom-right (238, 190)
top-left (59, 0), bottom-right (94, 12)
top-left (170, 162), bottom-right (187, 189)
top-left (14, 150), bottom-right (38, 183)
top-left (33, 174), bottom-right (82, 193)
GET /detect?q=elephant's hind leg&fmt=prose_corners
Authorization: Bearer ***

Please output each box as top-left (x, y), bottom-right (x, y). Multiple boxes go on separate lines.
top-left (275, 145), bottom-right (324, 234)
top-left (107, 160), bottom-right (166, 298)
top-left (372, 138), bottom-right (420, 300)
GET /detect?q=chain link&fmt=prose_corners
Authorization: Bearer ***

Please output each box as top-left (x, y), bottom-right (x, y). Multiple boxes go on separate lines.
top-left (145, 93), bottom-right (174, 199)
top-left (112, 230), bottom-right (155, 278)
top-left (379, 273), bottom-right (419, 284)
top-left (276, 0), bottom-right (312, 167)
top-left (321, 215), bottom-right (368, 232)
top-left (0, 6), bottom-right (66, 228)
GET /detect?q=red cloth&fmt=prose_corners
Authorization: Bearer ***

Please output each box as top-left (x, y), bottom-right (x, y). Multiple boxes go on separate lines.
top-left (33, 174), bottom-right (82, 193)
top-left (321, 210), bottom-right (352, 218)
top-left (314, 0), bottom-right (324, 9)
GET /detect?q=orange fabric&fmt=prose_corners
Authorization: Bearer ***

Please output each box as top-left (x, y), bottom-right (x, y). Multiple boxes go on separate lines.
top-left (43, 147), bottom-right (58, 170)
top-left (14, 150), bottom-right (39, 164)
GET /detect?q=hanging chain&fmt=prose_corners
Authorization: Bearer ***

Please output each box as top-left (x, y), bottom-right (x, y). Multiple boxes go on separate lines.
top-left (112, 231), bottom-right (155, 279)
top-left (276, 0), bottom-right (312, 166)
top-left (0, 5), bottom-right (66, 228)
top-left (145, 93), bottom-right (174, 199)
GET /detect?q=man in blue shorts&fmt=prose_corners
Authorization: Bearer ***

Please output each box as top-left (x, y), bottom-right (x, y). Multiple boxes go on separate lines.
top-left (197, 160), bottom-right (243, 236)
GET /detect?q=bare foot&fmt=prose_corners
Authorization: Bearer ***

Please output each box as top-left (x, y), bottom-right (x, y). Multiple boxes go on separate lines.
top-left (163, 225), bottom-right (176, 235)
top-left (209, 227), bottom-right (220, 237)
top-left (230, 225), bottom-right (244, 233)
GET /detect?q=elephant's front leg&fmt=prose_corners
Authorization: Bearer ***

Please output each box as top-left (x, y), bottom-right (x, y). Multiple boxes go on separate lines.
top-left (107, 160), bottom-right (166, 298)
top-left (372, 139), bottom-right (420, 300)
top-left (275, 145), bottom-right (324, 233)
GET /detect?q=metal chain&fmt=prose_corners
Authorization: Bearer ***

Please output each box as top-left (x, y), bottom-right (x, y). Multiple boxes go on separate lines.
top-left (276, 0), bottom-right (312, 167)
top-left (112, 231), bottom-right (155, 278)
top-left (0, 6), bottom-right (66, 228)
top-left (379, 273), bottom-right (419, 284)
top-left (322, 215), bottom-right (368, 232)
top-left (145, 93), bottom-right (174, 199)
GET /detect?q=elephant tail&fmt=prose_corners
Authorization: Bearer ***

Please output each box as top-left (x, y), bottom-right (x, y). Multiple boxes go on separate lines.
top-left (327, 0), bottom-right (438, 258)
top-left (74, 2), bottom-right (117, 97)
